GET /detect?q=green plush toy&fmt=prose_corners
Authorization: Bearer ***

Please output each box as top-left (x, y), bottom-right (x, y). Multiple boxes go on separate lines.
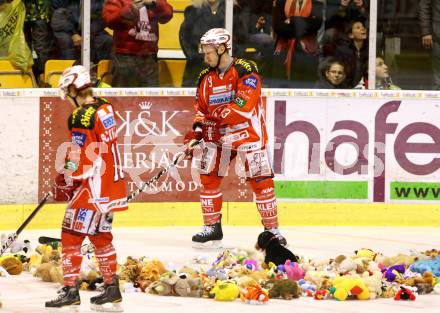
top-left (209, 280), bottom-right (240, 301)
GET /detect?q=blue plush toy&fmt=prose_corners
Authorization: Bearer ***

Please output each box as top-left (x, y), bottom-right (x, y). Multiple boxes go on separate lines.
top-left (410, 256), bottom-right (440, 276)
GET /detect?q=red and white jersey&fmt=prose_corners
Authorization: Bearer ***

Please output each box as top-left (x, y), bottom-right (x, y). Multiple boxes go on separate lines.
top-left (194, 58), bottom-right (268, 151)
top-left (65, 98), bottom-right (127, 213)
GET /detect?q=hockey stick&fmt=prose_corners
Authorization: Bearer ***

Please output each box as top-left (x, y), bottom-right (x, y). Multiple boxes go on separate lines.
top-left (127, 140), bottom-right (201, 202)
top-left (38, 141), bottom-right (202, 244)
top-left (1, 192), bottom-right (52, 256)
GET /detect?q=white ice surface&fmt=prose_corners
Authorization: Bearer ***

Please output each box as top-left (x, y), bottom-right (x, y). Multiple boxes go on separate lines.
top-left (1, 226), bottom-right (439, 313)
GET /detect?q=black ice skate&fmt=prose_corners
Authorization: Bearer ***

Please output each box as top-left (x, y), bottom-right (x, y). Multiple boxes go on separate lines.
top-left (45, 285), bottom-right (80, 310)
top-left (90, 276), bottom-right (123, 312)
top-left (265, 227), bottom-right (288, 246)
top-left (192, 221), bottom-right (223, 249)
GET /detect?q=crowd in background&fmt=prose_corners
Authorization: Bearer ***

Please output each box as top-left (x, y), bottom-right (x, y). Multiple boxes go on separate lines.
top-left (0, 0), bottom-right (437, 90)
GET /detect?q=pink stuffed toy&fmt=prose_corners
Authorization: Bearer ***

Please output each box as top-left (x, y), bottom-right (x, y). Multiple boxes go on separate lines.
top-left (284, 260), bottom-right (305, 281)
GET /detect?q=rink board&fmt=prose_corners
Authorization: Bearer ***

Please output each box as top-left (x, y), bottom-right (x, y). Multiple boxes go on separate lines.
top-left (1, 88), bottom-right (440, 231)
top-left (0, 201), bottom-right (439, 230)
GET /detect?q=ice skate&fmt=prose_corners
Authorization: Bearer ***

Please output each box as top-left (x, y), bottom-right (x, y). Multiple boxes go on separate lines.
top-left (265, 227), bottom-right (287, 246)
top-left (192, 221), bottom-right (223, 249)
top-left (90, 276), bottom-right (123, 312)
top-left (45, 285), bottom-right (80, 311)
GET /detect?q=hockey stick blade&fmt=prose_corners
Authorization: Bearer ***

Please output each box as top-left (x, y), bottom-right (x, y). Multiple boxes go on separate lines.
top-left (38, 236), bottom-right (61, 244)
top-left (0, 192), bottom-right (52, 256)
top-left (127, 140), bottom-right (201, 202)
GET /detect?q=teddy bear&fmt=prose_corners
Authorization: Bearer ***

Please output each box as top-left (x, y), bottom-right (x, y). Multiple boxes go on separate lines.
top-left (118, 256), bottom-right (142, 283)
top-left (361, 271), bottom-right (382, 299)
top-left (148, 272), bottom-right (179, 296)
top-left (209, 280), bottom-right (240, 301)
top-left (35, 262), bottom-right (63, 284)
top-left (174, 274), bottom-right (203, 297)
top-left (334, 255), bottom-right (358, 274)
top-left (0, 255), bottom-right (23, 275)
top-left (240, 284), bottom-right (269, 304)
top-left (264, 278), bottom-right (299, 300)
top-left (330, 276), bottom-right (370, 301)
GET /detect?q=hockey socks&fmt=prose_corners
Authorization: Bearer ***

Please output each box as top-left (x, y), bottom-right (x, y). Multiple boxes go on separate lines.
top-left (251, 178), bottom-right (279, 229)
top-left (200, 189), bottom-right (223, 225)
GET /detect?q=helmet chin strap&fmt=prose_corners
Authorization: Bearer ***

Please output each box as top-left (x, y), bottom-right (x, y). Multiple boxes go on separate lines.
top-left (215, 45), bottom-right (227, 68)
top-left (67, 92), bottom-right (80, 108)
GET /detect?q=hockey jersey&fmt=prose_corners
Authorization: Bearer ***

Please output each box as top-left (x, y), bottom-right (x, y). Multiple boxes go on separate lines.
top-left (65, 98), bottom-right (127, 213)
top-left (193, 58), bottom-right (268, 151)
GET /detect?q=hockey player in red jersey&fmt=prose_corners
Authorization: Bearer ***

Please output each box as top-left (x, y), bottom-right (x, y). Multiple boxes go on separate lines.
top-left (185, 28), bottom-right (287, 248)
top-left (45, 65), bottom-right (127, 312)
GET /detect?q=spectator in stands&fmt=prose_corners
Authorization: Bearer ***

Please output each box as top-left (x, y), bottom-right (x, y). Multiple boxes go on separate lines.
top-left (419, 0), bottom-right (440, 90)
top-left (333, 19), bottom-right (368, 88)
top-left (103, 0), bottom-right (173, 87)
top-left (315, 57), bottom-right (348, 88)
top-left (24, 0), bottom-right (54, 82)
top-left (271, 0), bottom-right (323, 88)
top-left (375, 56), bottom-right (400, 90)
top-left (179, 0), bottom-right (247, 87)
top-left (50, 0), bottom-right (112, 64)
top-left (240, 0), bottom-right (274, 79)
top-left (321, 0), bottom-right (369, 57)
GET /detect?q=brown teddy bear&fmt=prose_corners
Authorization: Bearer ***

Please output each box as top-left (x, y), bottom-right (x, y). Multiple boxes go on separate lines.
top-left (264, 279), bottom-right (299, 300)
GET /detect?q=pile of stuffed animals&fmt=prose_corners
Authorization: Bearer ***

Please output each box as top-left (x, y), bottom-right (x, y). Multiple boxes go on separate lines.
top-left (2, 233), bottom-right (440, 304)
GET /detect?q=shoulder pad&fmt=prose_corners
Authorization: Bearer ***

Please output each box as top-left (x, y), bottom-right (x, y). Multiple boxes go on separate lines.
top-left (68, 104), bottom-right (99, 130)
top-left (234, 58), bottom-right (259, 77)
top-left (197, 67), bottom-right (213, 86)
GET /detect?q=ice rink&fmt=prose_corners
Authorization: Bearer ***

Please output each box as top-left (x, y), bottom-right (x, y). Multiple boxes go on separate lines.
top-left (1, 226), bottom-right (440, 313)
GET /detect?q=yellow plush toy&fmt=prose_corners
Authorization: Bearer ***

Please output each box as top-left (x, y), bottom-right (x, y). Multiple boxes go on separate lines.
top-left (210, 280), bottom-right (240, 301)
top-left (331, 276), bottom-right (370, 301)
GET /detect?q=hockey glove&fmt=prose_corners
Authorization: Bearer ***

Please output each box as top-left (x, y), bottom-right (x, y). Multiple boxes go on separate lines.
top-left (52, 173), bottom-right (81, 201)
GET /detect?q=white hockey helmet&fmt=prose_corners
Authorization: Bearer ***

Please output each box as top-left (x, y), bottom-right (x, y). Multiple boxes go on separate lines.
top-left (58, 65), bottom-right (91, 99)
top-left (200, 28), bottom-right (232, 52)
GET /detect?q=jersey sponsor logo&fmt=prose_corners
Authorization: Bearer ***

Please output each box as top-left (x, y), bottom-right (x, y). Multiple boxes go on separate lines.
top-left (73, 208), bottom-right (94, 233)
top-left (220, 130), bottom-right (250, 144)
top-left (243, 75), bottom-right (257, 89)
top-left (88, 197), bottom-right (110, 203)
top-left (100, 128), bottom-right (117, 142)
top-left (234, 97), bottom-right (246, 107)
top-left (236, 59), bottom-right (253, 72)
top-left (208, 91), bottom-right (234, 106)
top-left (101, 114), bottom-right (116, 129)
top-left (72, 131), bottom-right (87, 147)
top-left (80, 106), bottom-right (96, 128)
top-left (65, 160), bottom-right (78, 171)
top-left (212, 85), bottom-right (228, 93)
